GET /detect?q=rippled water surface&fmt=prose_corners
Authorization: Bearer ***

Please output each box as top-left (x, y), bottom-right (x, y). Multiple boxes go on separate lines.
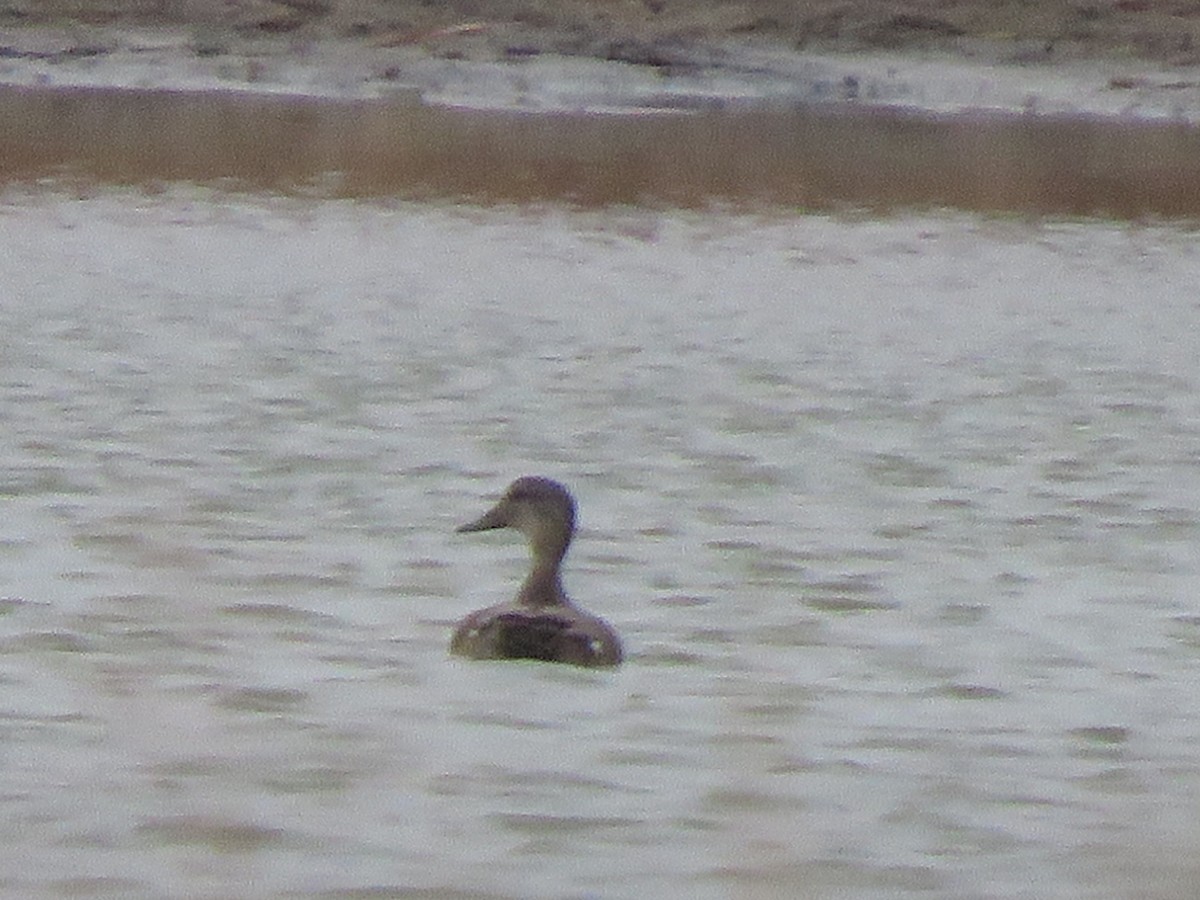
top-left (2, 188), bottom-right (1200, 899)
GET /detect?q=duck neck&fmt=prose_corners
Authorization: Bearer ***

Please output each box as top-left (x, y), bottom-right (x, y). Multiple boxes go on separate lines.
top-left (518, 549), bottom-right (569, 609)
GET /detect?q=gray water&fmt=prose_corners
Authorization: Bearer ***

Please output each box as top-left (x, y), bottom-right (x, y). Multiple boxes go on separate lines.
top-left (2, 188), bottom-right (1200, 899)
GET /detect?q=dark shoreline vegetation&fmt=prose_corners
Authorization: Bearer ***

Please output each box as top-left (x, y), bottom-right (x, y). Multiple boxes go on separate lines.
top-left (8, 0), bottom-right (1200, 67)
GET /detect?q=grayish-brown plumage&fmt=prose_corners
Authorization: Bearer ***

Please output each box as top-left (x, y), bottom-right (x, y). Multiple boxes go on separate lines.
top-left (452, 476), bottom-right (623, 667)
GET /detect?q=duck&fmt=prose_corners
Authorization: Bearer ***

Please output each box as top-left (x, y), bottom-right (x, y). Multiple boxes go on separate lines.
top-left (452, 476), bottom-right (623, 667)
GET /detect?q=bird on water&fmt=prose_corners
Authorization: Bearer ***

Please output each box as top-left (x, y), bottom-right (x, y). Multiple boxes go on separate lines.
top-left (453, 476), bottom-right (623, 667)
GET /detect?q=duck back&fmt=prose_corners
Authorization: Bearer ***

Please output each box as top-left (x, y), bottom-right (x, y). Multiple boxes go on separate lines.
top-left (451, 603), bottom-right (622, 667)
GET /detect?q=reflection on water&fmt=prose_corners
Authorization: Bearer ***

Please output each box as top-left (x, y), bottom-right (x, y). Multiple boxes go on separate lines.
top-left (4, 85), bottom-right (1200, 216)
top-left (1, 187), bottom-right (1200, 898)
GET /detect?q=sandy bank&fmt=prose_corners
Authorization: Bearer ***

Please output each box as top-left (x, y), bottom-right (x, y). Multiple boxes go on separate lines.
top-left (2, 3), bottom-right (1200, 120)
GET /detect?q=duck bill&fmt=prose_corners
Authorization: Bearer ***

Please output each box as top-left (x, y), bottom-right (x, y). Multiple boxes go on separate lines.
top-left (456, 501), bottom-right (509, 533)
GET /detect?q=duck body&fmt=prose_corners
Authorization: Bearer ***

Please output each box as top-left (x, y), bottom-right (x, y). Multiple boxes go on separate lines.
top-left (450, 602), bottom-right (622, 667)
top-left (453, 476), bottom-right (623, 668)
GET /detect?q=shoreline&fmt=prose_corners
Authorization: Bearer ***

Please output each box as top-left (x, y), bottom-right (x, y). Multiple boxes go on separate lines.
top-left (2, 14), bottom-right (1200, 122)
top-left (5, 6), bottom-right (1200, 218)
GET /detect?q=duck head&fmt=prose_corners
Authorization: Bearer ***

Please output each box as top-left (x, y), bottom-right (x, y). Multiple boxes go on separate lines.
top-left (457, 476), bottom-right (577, 563)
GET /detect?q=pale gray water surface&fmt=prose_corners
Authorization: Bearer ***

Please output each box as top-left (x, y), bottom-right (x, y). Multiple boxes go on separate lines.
top-left (2, 189), bottom-right (1200, 899)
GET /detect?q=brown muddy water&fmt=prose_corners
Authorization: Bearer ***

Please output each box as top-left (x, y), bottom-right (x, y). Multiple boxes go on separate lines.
top-left (4, 84), bottom-right (1200, 216)
top-left (2, 87), bottom-right (1200, 900)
